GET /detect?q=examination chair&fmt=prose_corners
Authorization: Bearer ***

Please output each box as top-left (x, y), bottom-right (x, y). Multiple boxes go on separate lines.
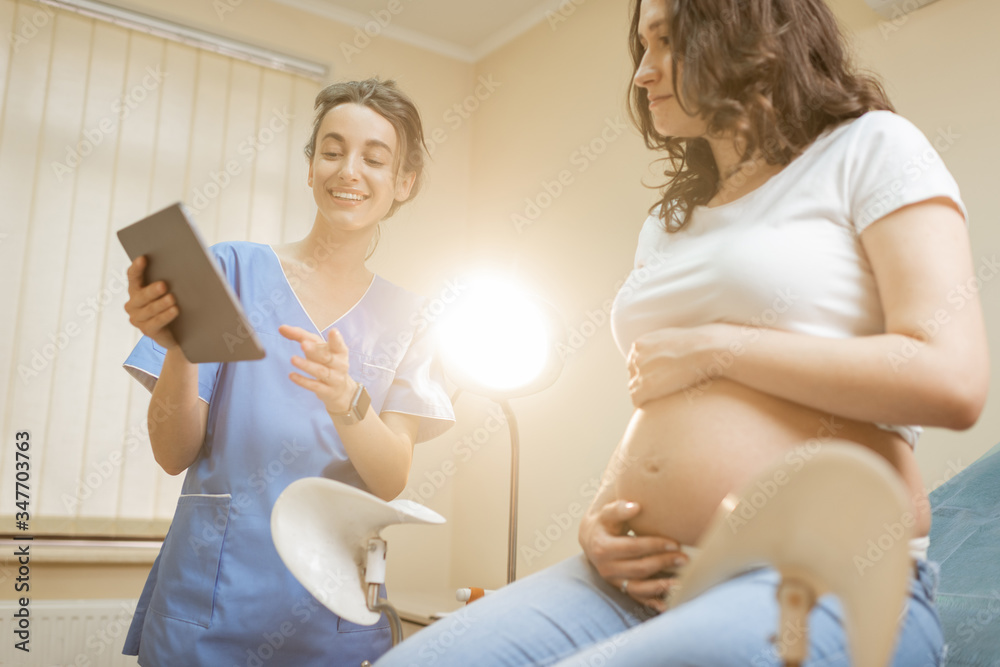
top-left (926, 441), bottom-right (1000, 666)
top-left (672, 439), bottom-right (1000, 667)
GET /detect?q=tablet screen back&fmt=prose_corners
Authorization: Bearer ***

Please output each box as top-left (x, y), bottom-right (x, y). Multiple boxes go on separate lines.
top-left (117, 203), bottom-right (266, 363)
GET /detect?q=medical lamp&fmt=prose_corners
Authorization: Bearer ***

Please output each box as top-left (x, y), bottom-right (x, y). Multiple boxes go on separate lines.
top-left (436, 277), bottom-right (564, 584)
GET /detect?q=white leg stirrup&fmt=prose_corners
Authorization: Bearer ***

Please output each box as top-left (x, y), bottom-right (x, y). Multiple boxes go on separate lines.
top-left (668, 441), bottom-right (914, 667)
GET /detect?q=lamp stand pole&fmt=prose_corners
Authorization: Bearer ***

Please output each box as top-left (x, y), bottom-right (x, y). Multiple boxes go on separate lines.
top-left (500, 399), bottom-right (519, 585)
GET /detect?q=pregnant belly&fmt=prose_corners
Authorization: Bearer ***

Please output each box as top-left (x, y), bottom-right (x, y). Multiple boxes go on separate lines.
top-left (614, 379), bottom-right (930, 546)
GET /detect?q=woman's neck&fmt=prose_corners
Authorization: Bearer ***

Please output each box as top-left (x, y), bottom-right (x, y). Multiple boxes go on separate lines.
top-left (280, 220), bottom-right (375, 285)
top-left (704, 135), bottom-right (782, 207)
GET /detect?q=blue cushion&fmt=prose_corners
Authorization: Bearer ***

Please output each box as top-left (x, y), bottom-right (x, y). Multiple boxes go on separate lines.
top-left (928, 441), bottom-right (1000, 666)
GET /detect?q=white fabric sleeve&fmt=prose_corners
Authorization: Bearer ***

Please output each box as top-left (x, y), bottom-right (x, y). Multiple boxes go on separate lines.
top-left (123, 337), bottom-right (220, 403)
top-left (848, 111), bottom-right (968, 234)
top-left (380, 321), bottom-right (455, 444)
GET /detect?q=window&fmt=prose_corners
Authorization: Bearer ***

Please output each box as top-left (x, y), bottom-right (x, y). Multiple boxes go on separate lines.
top-left (0, 0), bottom-right (321, 538)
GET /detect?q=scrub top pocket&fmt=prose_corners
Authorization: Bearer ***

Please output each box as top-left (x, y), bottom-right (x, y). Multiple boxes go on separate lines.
top-left (337, 613), bottom-right (390, 634)
top-left (149, 493), bottom-right (232, 628)
top-left (355, 356), bottom-right (396, 409)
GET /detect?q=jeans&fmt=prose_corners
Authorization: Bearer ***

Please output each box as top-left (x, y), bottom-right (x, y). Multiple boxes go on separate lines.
top-left (377, 554), bottom-right (944, 667)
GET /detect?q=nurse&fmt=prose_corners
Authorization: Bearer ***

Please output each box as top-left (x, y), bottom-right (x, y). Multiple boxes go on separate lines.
top-left (120, 78), bottom-right (455, 666)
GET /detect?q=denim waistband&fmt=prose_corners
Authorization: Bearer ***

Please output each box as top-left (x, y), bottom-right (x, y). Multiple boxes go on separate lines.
top-left (913, 558), bottom-right (941, 603)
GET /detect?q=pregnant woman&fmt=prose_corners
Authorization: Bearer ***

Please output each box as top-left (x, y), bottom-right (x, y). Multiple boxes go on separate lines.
top-left (377, 0), bottom-right (988, 665)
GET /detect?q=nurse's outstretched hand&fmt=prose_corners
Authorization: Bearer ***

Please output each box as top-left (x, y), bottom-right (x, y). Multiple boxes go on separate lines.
top-left (124, 255), bottom-right (179, 349)
top-left (279, 325), bottom-right (357, 415)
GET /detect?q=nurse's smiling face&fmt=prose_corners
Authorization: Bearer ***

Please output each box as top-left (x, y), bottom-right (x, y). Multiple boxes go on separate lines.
top-left (308, 103), bottom-right (415, 231)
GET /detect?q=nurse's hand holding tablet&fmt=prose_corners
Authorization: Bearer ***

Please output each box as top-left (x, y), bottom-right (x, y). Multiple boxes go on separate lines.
top-left (125, 255), bottom-right (178, 350)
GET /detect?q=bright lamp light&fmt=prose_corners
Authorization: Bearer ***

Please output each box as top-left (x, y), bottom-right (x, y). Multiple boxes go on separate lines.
top-left (435, 274), bottom-right (564, 584)
top-left (436, 277), bottom-right (561, 400)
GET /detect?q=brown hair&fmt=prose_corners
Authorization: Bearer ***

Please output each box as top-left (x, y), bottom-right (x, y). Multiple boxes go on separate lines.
top-left (305, 78), bottom-right (427, 221)
top-left (627, 0), bottom-right (894, 231)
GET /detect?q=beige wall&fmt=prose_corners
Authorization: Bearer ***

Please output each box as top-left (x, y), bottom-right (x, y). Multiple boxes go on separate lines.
top-left (21, 0), bottom-right (999, 625)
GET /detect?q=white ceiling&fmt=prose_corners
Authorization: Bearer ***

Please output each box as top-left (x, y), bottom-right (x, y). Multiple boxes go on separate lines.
top-left (270, 0), bottom-right (565, 62)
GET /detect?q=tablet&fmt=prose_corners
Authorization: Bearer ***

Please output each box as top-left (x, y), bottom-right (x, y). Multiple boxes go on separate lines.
top-left (117, 203), bottom-right (266, 363)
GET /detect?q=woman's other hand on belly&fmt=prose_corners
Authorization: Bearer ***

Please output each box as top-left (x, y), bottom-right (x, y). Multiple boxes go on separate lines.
top-left (579, 499), bottom-right (689, 612)
top-left (627, 324), bottom-right (732, 407)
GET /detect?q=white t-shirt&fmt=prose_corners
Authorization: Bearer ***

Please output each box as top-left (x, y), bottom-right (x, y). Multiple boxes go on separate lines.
top-left (611, 110), bottom-right (969, 448)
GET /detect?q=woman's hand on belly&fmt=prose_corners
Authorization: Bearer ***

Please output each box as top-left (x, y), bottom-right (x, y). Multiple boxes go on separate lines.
top-left (627, 324), bottom-right (727, 407)
top-left (579, 499), bottom-right (689, 612)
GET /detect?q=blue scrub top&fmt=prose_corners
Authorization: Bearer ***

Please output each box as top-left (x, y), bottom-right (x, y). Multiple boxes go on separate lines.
top-left (121, 241), bottom-right (454, 666)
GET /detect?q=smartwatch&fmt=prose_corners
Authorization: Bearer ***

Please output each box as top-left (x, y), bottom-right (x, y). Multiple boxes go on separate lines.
top-left (329, 383), bottom-right (370, 426)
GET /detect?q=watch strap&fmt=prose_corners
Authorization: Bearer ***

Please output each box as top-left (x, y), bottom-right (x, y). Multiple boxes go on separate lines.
top-left (330, 383), bottom-right (370, 425)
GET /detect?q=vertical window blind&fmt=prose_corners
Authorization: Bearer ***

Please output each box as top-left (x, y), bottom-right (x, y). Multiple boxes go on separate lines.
top-left (0, 0), bottom-right (322, 538)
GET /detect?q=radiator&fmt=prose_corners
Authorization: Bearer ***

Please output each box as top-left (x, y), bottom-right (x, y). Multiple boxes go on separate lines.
top-left (0, 599), bottom-right (139, 666)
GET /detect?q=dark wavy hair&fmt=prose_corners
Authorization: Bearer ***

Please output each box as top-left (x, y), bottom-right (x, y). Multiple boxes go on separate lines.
top-left (305, 78), bottom-right (427, 222)
top-left (627, 0), bottom-right (894, 231)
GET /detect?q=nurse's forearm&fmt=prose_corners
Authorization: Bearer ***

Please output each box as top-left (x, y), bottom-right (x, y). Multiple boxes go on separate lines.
top-left (149, 347), bottom-right (209, 476)
top-left (336, 414), bottom-right (414, 501)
